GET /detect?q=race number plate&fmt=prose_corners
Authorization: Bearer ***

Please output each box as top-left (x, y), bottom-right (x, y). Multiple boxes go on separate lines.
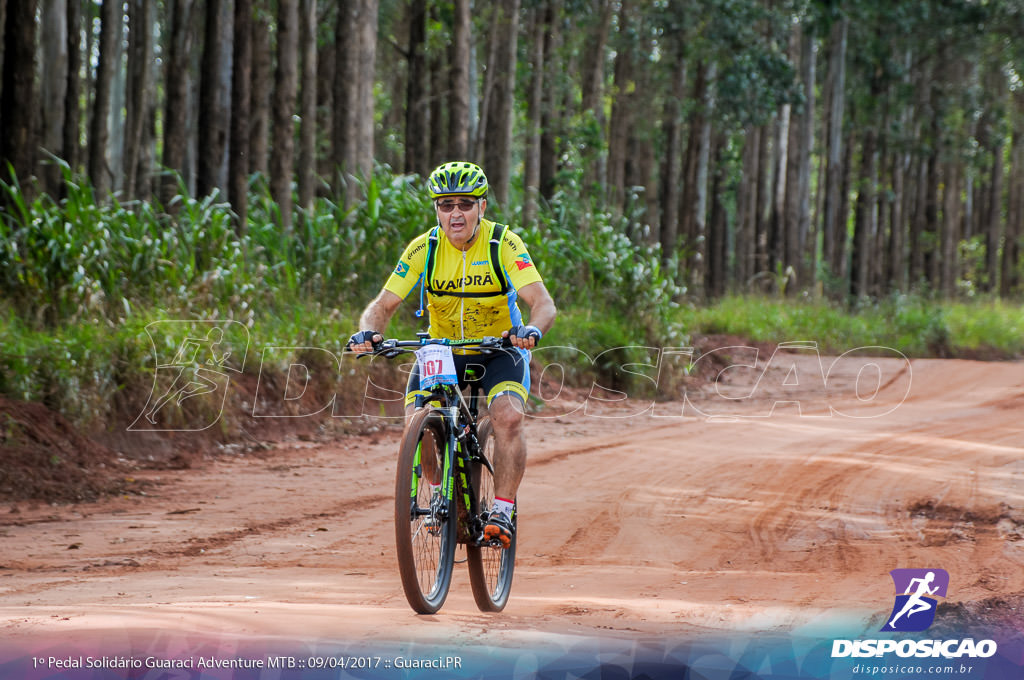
top-left (415, 344), bottom-right (458, 389)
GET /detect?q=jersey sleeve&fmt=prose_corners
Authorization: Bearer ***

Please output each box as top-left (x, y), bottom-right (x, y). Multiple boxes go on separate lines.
top-left (383, 232), bottom-right (429, 299)
top-left (500, 228), bottom-right (544, 290)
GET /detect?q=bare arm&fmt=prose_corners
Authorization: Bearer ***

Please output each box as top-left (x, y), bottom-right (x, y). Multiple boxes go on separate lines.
top-left (349, 289), bottom-right (403, 353)
top-left (505, 281), bottom-right (557, 349)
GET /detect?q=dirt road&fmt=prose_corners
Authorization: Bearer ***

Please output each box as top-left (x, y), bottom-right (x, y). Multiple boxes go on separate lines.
top-left (2, 351), bottom-right (1022, 659)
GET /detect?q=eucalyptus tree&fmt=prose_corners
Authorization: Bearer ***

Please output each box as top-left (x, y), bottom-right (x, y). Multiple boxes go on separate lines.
top-left (1, 0), bottom-right (38, 193)
top-left (162, 0), bottom-right (195, 201)
top-left (480, 0), bottom-right (520, 207)
top-left (229, 0), bottom-right (253, 232)
top-left (88, 0), bottom-right (122, 198)
top-left (271, 0), bottom-right (299, 232)
top-left (197, 0), bottom-right (231, 199)
top-left (40, 0), bottom-right (68, 196)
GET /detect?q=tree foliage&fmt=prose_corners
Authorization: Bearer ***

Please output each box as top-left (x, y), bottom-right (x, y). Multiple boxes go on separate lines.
top-left (1, 0), bottom-right (1024, 309)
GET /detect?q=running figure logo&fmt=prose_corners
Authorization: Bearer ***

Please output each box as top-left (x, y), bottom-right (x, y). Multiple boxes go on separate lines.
top-left (881, 568), bottom-right (949, 632)
top-left (130, 321), bottom-right (249, 431)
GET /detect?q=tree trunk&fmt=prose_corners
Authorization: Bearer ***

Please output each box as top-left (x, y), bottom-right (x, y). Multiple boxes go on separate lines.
top-left (658, 56), bottom-right (687, 269)
top-left (109, 26), bottom-right (127, 195)
top-left (888, 49), bottom-right (914, 293)
top-left (606, 0), bottom-right (635, 212)
top-left (690, 61), bottom-right (717, 296)
top-left (332, 0), bottom-right (357, 187)
top-left (735, 126), bottom-right (760, 287)
top-left (229, 0), bottom-right (253, 231)
top-left (1001, 92), bottom-right (1024, 296)
top-left (163, 0), bottom-right (195, 201)
top-left (754, 122), bottom-right (773, 278)
top-left (706, 132), bottom-right (729, 299)
top-left (429, 8), bottom-right (445, 166)
top-left (333, 0), bottom-right (374, 194)
top-left (298, 0), bottom-right (317, 210)
top-left (355, 0), bottom-right (377, 179)
top-left (123, 0), bottom-right (155, 201)
top-left (837, 126), bottom-right (855, 285)
top-left (924, 115), bottom-right (942, 289)
top-left (522, 3), bottom-right (546, 228)
top-left (404, 0), bottom-right (429, 176)
top-left (41, 0), bottom-right (68, 195)
top-left (579, 0), bottom-right (613, 196)
top-left (680, 62), bottom-right (708, 253)
top-left (63, 0), bottom-right (82, 174)
top-left (985, 135), bottom-right (1005, 293)
top-left (0, 0), bottom-right (5, 82)
top-left (271, 0), bottom-right (299, 232)
top-left (784, 24), bottom-right (815, 293)
top-left (316, 36), bottom-right (335, 177)
top-left (822, 16), bottom-right (848, 284)
top-left (1, 0), bottom-right (37, 191)
top-left (197, 0), bottom-right (231, 199)
top-left (481, 0), bottom-right (519, 207)
top-left (897, 146), bottom-right (917, 289)
top-left (538, 0), bottom-right (562, 201)
top-left (939, 161), bottom-right (961, 297)
top-left (771, 100), bottom-right (791, 278)
top-left (447, 0), bottom-right (470, 159)
top-left (910, 154), bottom-right (928, 285)
top-left (888, 140), bottom-right (908, 292)
top-left (89, 0), bottom-right (121, 197)
top-left (851, 119), bottom-right (878, 300)
top-left (981, 66), bottom-right (1007, 294)
top-left (249, 0), bottom-right (271, 177)
top-left (474, 8), bottom-right (498, 161)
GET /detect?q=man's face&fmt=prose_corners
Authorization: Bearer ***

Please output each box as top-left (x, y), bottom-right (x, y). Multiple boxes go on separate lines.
top-left (435, 196), bottom-right (486, 249)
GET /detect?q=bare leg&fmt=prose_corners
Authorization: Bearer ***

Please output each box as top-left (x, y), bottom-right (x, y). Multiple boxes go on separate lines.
top-left (486, 395), bottom-right (527, 501)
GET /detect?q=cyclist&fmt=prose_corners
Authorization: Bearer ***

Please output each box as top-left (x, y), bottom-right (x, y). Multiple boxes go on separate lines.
top-left (349, 161), bottom-right (556, 549)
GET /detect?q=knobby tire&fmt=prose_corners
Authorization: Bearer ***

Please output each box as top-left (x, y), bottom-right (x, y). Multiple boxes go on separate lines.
top-left (394, 408), bottom-right (456, 614)
top-left (465, 416), bottom-right (517, 612)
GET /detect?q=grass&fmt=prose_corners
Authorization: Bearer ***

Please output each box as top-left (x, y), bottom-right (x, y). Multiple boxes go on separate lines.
top-left (2, 166), bottom-right (1023, 433)
top-left (678, 295), bottom-right (1024, 359)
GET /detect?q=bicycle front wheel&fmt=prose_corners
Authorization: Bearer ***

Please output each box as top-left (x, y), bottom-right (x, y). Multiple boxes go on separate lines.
top-left (466, 416), bottom-right (517, 612)
top-left (394, 408), bottom-right (456, 614)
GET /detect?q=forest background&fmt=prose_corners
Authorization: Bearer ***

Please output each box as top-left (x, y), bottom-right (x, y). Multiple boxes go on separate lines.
top-left (2, 0), bottom-right (1024, 436)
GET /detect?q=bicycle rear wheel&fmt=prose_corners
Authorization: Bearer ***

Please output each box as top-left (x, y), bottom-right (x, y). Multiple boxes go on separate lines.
top-left (465, 416), bottom-right (517, 612)
top-left (394, 408), bottom-right (456, 614)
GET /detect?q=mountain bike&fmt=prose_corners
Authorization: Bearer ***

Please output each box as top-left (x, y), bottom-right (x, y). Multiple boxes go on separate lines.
top-left (361, 334), bottom-right (518, 614)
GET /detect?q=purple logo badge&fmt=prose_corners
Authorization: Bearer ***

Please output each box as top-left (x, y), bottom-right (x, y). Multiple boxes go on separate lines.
top-left (881, 568), bottom-right (949, 632)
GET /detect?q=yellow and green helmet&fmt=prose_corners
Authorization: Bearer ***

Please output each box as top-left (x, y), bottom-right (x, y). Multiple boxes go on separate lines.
top-left (427, 161), bottom-right (488, 199)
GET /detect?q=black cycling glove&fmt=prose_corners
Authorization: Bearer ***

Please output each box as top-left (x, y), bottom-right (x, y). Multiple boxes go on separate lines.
top-left (348, 330), bottom-right (381, 349)
top-left (508, 325), bottom-right (542, 344)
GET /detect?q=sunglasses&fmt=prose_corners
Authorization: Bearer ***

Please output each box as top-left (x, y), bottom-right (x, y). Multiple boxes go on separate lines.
top-left (436, 199), bottom-right (479, 213)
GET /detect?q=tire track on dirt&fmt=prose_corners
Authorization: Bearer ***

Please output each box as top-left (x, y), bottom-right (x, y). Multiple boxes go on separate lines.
top-left (3, 358), bottom-right (1023, 642)
top-left (148, 494), bottom-right (392, 559)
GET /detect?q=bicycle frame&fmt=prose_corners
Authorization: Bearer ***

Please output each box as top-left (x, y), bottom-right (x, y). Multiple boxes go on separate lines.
top-left (415, 378), bottom-right (495, 542)
top-left (367, 334), bottom-right (519, 612)
top-left (364, 335), bottom-right (504, 542)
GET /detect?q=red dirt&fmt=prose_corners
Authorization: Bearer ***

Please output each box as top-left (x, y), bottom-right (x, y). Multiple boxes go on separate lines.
top-left (0, 397), bottom-right (132, 503)
top-left (1, 353), bottom-right (1022, 648)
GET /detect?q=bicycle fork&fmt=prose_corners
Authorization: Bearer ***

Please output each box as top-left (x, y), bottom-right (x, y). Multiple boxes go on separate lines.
top-left (415, 408), bottom-right (459, 534)
top-left (409, 411), bottom-right (455, 535)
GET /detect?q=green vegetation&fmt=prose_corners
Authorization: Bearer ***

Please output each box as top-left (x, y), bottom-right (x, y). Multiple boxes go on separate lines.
top-left (2, 168), bottom-right (1022, 432)
top-left (680, 295), bottom-right (1024, 359)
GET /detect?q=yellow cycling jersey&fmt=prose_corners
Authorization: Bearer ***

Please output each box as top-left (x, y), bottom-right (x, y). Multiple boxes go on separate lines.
top-left (384, 219), bottom-right (543, 340)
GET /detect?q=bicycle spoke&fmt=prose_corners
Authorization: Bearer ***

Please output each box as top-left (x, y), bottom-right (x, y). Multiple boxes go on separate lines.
top-left (395, 409), bottom-right (456, 614)
top-left (465, 416), bottom-right (516, 611)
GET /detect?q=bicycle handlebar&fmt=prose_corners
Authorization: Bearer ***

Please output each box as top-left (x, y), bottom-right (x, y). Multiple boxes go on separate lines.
top-left (350, 335), bottom-right (513, 359)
